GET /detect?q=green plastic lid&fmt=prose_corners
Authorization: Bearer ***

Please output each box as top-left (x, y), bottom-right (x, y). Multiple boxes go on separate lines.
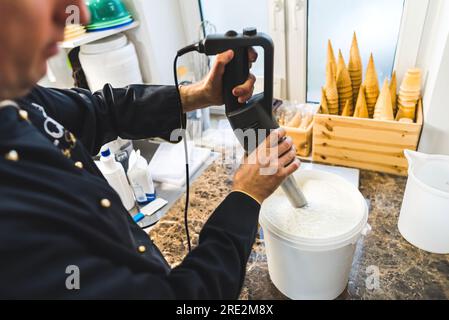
top-left (87, 15), bottom-right (132, 28)
top-left (86, 0), bottom-right (131, 25)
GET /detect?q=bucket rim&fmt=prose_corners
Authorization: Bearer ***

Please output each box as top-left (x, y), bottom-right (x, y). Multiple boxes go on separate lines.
top-left (259, 170), bottom-right (369, 249)
top-left (260, 202), bottom-right (368, 250)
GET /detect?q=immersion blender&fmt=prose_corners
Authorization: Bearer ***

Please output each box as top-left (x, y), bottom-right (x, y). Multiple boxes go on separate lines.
top-left (195, 28), bottom-right (308, 208)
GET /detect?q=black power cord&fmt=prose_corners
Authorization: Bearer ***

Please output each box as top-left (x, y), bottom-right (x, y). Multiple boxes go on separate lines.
top-left (173, 54), bottom-right (191, 253)
top-left (173, 49), bottom-right (198, 253)
top-left (173, 41), bottom-right (205, 253)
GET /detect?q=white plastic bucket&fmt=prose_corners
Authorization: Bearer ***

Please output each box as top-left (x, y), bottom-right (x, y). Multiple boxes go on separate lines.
top-left (79, 33), bottom-right (143, 92)
top-left (398, 150), bottom-right (449, 254)
top-left (260, 170), bottom-right (369, 300)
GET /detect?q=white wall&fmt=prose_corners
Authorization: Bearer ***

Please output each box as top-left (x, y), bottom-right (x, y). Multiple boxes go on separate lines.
top-left (122, 0), bottom-right (189, 84)
top-left (416, 0), bottom-right (449, 155)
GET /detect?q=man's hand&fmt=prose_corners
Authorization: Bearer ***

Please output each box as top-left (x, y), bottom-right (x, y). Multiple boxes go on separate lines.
top-left (232, 129), bottom-right (301, 205)
top-left (180, 49), bottom-right (258, 112)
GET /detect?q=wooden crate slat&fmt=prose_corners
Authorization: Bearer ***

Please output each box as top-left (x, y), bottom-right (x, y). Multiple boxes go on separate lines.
top-left (314, 114), bottom-right (422, 133)
top-left (313, 137), bottom-right (417, 154)
top-left (314, 123), bottom-right (420, 146)
top-left (312, 153), bottom-right (408, 176)
top-left (313, 145), bottom-right (409, 167)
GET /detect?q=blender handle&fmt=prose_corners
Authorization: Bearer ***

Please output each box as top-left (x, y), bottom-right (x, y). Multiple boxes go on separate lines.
top-left (201, 29), bottom-right (275, 116)
top-left (223, 45), bottom-right (249, 114)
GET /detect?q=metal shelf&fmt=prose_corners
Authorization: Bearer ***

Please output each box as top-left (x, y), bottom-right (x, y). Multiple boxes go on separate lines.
top-left (59, 21), bottom-right (140, 49)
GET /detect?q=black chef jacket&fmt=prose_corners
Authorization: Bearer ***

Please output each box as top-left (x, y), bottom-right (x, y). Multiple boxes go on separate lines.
top-left (0, 84), bottom-right (260, 299)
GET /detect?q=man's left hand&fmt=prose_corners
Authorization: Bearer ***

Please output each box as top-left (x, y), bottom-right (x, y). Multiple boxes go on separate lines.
top-left (180, 48), bottom-right (258, 112)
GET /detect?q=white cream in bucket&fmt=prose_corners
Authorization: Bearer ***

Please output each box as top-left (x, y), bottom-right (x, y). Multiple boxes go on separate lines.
top-left (260, 170), bottom-right (368, 300)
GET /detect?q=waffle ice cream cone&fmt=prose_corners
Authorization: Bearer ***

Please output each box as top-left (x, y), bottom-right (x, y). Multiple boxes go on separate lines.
top-left (348, 32), bottom-right (363, 106)
top-left (64, 24), bottom-right (86, 41)
top-left (396, 68), bottom-right (421, 121)
top-left (353, 85), bottom-right (369, 118)
top-left (398, 118), bottom-right (414, 123)
top-left (399, 90), bottom-right (420, 100)
top-left (300, 114), bottom-right (313, 129)
top-left (325, 63), bottom-right (339, 115)
top-left (398, 96), bottom-right (418, 105)
top-left (320, 87), bottom-right (330, 114)
top-left (395, 105), bottom-right (416, 121)
top-left (373, 79), bottom-right (394, 121)
top-left (341, 99), bottom-right (352, 117)
top-left (398, 102), bottom-right (417, 111)
top-left (348, 33), bottom-right (362, 68)
top-left (400, 68), bottom-right (422, 92)
top-left (327, 40), bottom-right (337, 81)
top-left (390, 71), bottom-right (397, 115)
top-left (287, 112), bottom-right (302, 128)
top-left (363, 54), bottom-right (380, 118)
top-left (337, 50), bottom-right (353, 115)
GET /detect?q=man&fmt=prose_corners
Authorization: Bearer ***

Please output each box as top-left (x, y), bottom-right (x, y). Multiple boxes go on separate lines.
top-left (0, 0), bottom-right (299, 299)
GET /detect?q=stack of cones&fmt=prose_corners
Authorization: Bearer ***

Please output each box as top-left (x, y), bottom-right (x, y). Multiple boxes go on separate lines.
top-left (396, 68), bottom-right (421, 121)
top-left (373, 79), bottom-right (394, 121)
top-left (341, 100), bottom-right (352, 117)
top-left (64, 24), bottom-right (86, 41)
top-left (353, 85), bottom-right (369, 118)
top-left (348, 33), bottom-right (363, 106)
top-left (390, 71), bottom-right (398, 115)
top-left (336, 50), bottom-right (353, 116)
top-left (287, 112), bottom-right (302, 128)
top-left (363, 54), bottom-right (380, 118)
top-left (325, 62), bottom-right (339, 115)
top-left (327, 40), bottom-right (337, 81)
top-left (320, 87), bottom-right (330, 114)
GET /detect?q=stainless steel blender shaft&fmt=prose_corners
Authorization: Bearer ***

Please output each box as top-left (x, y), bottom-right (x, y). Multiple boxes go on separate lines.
top-left (281, 175), bottom-right (308, 208)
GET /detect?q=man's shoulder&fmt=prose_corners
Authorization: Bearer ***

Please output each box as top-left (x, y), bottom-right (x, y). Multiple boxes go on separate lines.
top-left (16, 85), bottom-right (48, 104)
top-left (15, 85), bottom-right (86, 112)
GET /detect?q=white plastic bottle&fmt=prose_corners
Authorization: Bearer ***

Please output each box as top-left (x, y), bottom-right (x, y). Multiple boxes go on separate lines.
top-left (128, 150), bottom-right (156, 205)
top-left (99, 148), bottom-right (135, 211)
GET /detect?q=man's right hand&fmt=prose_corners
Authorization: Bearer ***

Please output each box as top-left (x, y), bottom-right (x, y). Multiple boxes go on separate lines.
top-left (232, 128), bottom-right (301, 204)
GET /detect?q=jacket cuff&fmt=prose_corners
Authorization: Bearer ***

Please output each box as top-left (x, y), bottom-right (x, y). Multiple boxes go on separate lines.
top-left (231, 190), bottom-right (262, 205)
top-left (157, 86), bottom-right (186, 142)
top-left (207, 192), bottom-right (261, 236)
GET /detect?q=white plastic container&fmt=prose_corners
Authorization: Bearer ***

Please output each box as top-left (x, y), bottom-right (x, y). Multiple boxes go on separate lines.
top-left (127, 150), bottom-right (156, 205)
top-left (260, 170), bottom-right (369, 300)
top-left (398, 150), bottom-right (449, 254)
top-left (99, 148), bottom-right (135, 211)
top-left (79, 33), bottom-right (143, 92)
top-left (100, 137), bottom-right (133, 158)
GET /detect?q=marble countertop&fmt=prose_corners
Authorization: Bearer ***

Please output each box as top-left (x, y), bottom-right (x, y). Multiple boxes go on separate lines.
top-left (149, 162), bottom-right (449, 300)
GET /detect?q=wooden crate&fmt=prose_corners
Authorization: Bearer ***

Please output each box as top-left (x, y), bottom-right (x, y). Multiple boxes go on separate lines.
top-left (312, 101), bottom-right (423, 176)
top-left (283, 120), bottom-right (314, 158)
